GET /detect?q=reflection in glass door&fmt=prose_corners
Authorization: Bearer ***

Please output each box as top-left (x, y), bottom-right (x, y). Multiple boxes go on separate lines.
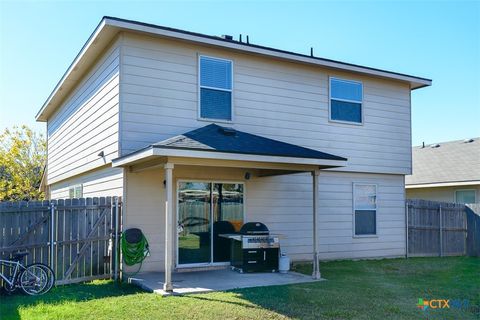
top-left (213, 183), bottom-right (244, 262)
top-left (177, 181), bottom-right (244, 266)
top-left (178, 182), bottom-right (211, 265)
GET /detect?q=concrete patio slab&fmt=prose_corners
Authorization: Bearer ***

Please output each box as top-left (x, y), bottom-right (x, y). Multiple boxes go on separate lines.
top-left (128, 268), bottom-right (322, 296)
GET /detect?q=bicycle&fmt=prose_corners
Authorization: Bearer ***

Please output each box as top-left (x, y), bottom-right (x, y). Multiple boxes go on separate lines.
top-left (0, 251), bottom-right (55, 295)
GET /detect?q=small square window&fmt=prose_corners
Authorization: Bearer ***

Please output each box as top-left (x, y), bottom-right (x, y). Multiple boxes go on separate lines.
top-left (69, 184), bottom-right (83, 199)
top-left (330, 78), bottom-right (363, 124)
top-left (199, 56), bottom-right (232, 121)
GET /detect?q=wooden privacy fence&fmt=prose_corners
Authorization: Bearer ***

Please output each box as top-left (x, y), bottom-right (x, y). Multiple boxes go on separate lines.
top-left (0, 197), bottom-right (121, 285)
top-left (407, 199), bottom-right (467, 257)
top-left (466, 204), bottom-right (480, 257)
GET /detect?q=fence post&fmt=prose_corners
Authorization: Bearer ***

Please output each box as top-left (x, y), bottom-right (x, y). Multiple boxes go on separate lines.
top-left (114, 197), bottom-right (119, 281)
top-left (50, 202), bottom-right (55, 270)
top-left (405, 202), bottom-right (409, 258)
top-left (439, 205), bottom-right (443, 257)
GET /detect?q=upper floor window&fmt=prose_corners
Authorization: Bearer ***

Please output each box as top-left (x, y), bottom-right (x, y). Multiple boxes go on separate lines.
top-left (330, 78), bottom-right (363, 124)
top-left (455, 190), bottom-right (476, 204)
top-left (199, 56), bottom-right (233, 121)
top-left (354, 183), bottom-right (377, 236)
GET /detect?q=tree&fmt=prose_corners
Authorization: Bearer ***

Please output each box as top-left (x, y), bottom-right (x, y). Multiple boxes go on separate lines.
top-left (0, 125), bottom-right (46, 201)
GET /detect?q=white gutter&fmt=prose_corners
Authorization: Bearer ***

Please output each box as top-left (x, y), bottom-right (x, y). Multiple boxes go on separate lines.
top-left (111, 146), bottom-right (348, 168)
top-left (406, 181), bottom-right (480, 188)
top-left (106, 17), bottom-right (432, 88)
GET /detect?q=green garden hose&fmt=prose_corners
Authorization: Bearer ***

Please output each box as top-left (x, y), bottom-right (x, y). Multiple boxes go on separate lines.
top-left (120, 228), bottom-right (150, 276)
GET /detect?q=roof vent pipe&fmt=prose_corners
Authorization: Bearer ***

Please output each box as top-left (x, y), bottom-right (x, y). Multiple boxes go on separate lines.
top-left (239, 34), bottom-right (242, 42)
top-left (219, 126), bottom-right (237, 136)
top-left (422, 142), bottom-right (425, 148)
top-left (246, 35), bottom-right (250, 44)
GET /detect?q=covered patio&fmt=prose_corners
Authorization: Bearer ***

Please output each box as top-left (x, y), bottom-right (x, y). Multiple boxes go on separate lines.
top-left (128, 268), bottom-right (321, 295)
top-left (112, 124), bottom-right (347, 293)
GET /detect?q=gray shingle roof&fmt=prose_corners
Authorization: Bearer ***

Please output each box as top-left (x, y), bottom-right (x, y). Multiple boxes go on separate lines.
top-left (406, 138), bottom-right (480, 186)
top-left (153, 124), bottom-right (346, 161)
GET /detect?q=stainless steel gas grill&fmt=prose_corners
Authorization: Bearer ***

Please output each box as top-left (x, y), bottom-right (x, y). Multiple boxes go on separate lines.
top-left (222, 222), bottom-right (280, 273)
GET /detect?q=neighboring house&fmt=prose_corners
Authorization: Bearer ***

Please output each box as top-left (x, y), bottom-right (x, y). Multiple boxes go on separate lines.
top-left (406, 138), bottom-right (480, 203)
top-left (35, 17), bottom-right (431, 290)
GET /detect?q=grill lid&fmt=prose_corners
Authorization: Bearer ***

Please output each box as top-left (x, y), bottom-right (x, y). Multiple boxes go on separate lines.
top-left (240, 222), bottom-right (269, 235)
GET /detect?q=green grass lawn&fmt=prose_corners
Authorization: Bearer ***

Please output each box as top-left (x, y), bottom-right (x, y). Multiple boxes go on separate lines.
top-left (1, 257), bottom-right (479, 320)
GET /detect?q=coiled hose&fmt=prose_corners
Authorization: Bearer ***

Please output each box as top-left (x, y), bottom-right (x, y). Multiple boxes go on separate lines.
top-left (121, 228), bottom-right (150, 276)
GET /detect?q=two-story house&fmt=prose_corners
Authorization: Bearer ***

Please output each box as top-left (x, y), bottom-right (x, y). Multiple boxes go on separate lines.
top-left (36, 17), bottom-right (431, 292)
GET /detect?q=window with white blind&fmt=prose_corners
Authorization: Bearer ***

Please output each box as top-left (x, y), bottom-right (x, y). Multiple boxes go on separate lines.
top-left (455, 190), bottom-right (476, 204)
top-left (330, 78), bottom-right (363, 124)
top-left (199, 56), bottom-right (233, 121)
top-left (353, 184), bottom-right (377, 236)
top-left (69, 184), bottom-right (83, 199)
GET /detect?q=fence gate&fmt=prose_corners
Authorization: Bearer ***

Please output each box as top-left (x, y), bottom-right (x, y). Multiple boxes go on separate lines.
top-left (407, 199), bottom-right (467, 257)
top-left (0, 197), bottom-right (121, 286)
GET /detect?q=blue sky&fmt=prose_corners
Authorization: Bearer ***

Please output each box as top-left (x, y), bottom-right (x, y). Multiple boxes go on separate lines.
top-left (0, 1), bottom-right (479, 146)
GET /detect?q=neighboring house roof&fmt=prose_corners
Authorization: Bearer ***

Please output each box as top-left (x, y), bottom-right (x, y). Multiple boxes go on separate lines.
top-left (406, 138), bottom-right (480, 188)
top-left (36, 16), bottom-right (432, 122)
top-left (112, 124), bottom-right (347, 168)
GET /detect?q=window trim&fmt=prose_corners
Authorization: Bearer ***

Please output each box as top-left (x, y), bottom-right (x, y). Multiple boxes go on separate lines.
top-left (454, 189), bottom-right (477, 204)
top-left (198, 55), bottom-right (234, 123)
top-left (329, 77), bottom-right (364, 125)
top-left (352, 183), bottom-right (378, 238)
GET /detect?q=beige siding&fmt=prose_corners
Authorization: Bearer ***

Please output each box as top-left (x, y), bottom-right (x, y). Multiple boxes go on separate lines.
top-left (406, 185), bottom-right (480, 203)
top-left (125, 166), bottom-right (405, 272)
top-left (47, 42), bottom-right (121, 185)
top-left (124, 165), bottom-right (246, 272)
top-left (249, 171), bottom-right (406, 261)
top-left (119, 34), bottom-right (412, 175)
top-left (123, 168), bottom-right (165, 273)
top-left (50, 166), bottom-right (123, 200)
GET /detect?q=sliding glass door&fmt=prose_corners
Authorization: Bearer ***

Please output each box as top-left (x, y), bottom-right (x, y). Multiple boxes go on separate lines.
top-left (177, 181), bottom-right (244, 266)
top-left (212, 183), bottom-right (244, 262)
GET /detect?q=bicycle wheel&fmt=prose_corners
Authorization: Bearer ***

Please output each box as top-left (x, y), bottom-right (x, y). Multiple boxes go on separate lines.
top-left (3, 281), bottom-right (17, 294)
top-left (19, 264), bottom-right (49, 295)
top-left (35, 263), bottom-right (55, 293)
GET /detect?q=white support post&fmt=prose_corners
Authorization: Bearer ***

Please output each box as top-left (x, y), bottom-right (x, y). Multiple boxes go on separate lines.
top-left (312, 170), bottom-right (321, 279)
top-left (163, 163), bottom-right (174, 292)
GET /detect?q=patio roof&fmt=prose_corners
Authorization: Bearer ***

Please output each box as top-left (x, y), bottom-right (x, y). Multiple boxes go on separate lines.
top-left (115, 124), bottom-right (331, 292)
top-left (112, 124), bottom-right (347, 169)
